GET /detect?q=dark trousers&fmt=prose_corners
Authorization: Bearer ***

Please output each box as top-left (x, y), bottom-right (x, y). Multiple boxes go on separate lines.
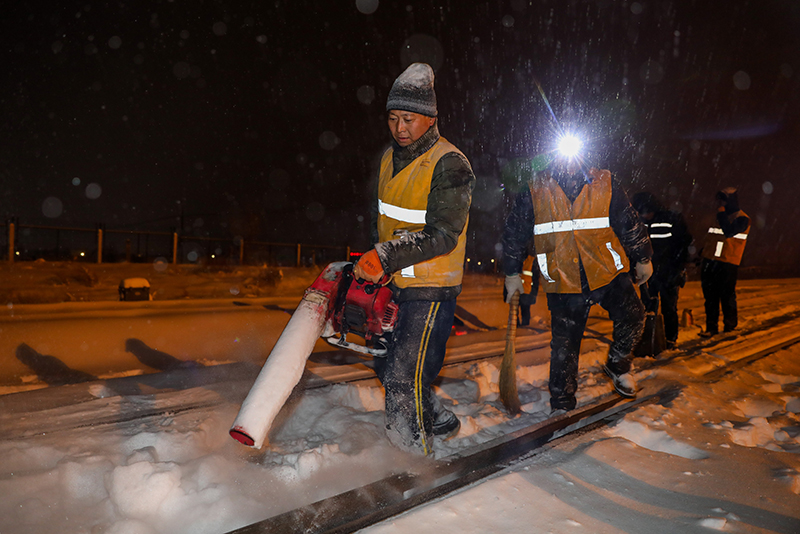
top-left (701, 259), bottom-right (739, 333)
top-left (644, 278), bottom-right (680, 343)
top-left (373, 298), bottom-right (456, 454)
top-left (546, 274), bottom-right (645, 410)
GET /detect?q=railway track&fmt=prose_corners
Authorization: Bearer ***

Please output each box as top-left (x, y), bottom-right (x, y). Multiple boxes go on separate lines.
top-left (3, 289), bottom-right (798, 534)
top-left (224, 311), bottom-right (800, 534)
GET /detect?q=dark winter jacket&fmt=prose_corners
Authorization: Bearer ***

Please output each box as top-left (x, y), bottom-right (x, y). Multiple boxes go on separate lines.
top-left (502, 171), bottom-right (652, 291)
top-left (369, 124), bottom-right (475, 302)
top-left (631, 192), bottom-right (693, 286)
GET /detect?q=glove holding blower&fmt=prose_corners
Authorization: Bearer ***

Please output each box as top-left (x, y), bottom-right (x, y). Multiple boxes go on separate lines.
top-left (633, 259), bottom-right (653, 286)
top-left (354, 249), bottom-right (385, 283)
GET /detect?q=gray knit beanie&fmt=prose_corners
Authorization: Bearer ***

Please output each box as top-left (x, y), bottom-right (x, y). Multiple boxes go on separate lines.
top-left (386, 63), bottom-right (438, 117)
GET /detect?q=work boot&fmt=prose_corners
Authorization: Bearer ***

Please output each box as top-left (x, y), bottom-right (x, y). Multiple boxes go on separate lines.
top-left (699, 330), bottom-right (718, 338)
top-left (431, 395), bottom-right (461, 438)
top-left (603, 364), bottom-right (637, 398)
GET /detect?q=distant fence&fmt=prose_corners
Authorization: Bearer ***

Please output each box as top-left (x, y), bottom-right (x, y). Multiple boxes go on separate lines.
top-left (1, 219), bottom-right (353, 267)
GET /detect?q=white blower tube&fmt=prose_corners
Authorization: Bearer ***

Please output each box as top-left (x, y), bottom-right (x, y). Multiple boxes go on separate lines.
top-left (229, 291), bottom-right (329, 448)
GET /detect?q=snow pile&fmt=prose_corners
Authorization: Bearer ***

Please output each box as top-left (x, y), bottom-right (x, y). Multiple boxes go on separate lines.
top-left (0, 359), bottom-right (555, 533)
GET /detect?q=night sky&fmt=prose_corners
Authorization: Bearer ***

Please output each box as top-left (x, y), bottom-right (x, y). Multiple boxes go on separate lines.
top-left (2, 1), bottom-right (799, 272)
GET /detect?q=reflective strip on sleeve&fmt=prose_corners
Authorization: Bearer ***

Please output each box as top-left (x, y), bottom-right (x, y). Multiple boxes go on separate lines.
top-left (649, 222), bottom-right (673, 238)
top-left (708, 227), bottom-right (748, 240)
top-left (536, 253), bottom-right (555, 283)
top-left (714, 242), bottom-right (724, 257)
top-left (534, 216), bottom-right (610, 235)
top-left (379, 200), bottom-right (427, 224)
top-left (605, 242), bottom-right (624, 270)
top-left (400, 265), bottom-right (415, 277)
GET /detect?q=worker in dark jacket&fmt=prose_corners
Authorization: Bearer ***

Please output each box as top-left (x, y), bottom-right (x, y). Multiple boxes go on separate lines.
top-left (502, 144), bottom-right (652, 413)
top-left (354, 63), bottom-right (475, 455)
top-left (699, 187), bottom-right (750, 336)
top-left (631, 192), bottom-right (693, 348)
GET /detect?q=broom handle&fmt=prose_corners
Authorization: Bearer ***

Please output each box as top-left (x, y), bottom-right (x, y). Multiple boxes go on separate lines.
top-left (500, 291), bottom-right (522, 414)
top-left (506, 291), bottom-right (519, 343)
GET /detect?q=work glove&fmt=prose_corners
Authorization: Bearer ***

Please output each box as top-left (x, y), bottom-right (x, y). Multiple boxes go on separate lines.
top-left (504, 274), bottom-right (524, 303)
top-left (353, 249), bottom-right (385, 283)
top-left (633, 260), bottom-right (653, 286)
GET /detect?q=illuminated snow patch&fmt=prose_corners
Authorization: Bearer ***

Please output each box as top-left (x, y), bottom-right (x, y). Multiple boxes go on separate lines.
top-left (606, 419), bottom-right (709, 459)
top-left (732, 397), bottom-right (783, 418)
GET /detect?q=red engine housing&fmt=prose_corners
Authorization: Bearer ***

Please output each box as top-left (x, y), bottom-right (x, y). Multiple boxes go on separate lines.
top-left (338, 278), bottom-right (398, 340)
top-left (304, 262), bottom-right (398, 342)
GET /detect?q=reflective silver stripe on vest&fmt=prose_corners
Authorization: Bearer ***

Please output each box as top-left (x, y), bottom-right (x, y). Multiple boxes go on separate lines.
top-left (708, 227), bottom-right (747, 240)
top-left (537, 253), bottom-right (555, 283)
top-left (605, 242), bottom-right (624, 270)
top-left (400, 265), bottom-right (415, 277)
top-left (534, 216), bottom-right (610, 235)
top-left (649, 222), bottom-right (673, 238)
top-left (378, 200), bottom-right (426, 224)
top-left (715, 242), bottom-right (724, 257)
top-left (522, 270), bottom-right (534, 277)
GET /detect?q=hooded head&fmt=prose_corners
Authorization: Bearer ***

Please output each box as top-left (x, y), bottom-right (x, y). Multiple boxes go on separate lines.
top-left (716, 187), bottom-right (740, 214)
top-left (386, 63), bottom-right (438, 117)
top-left (631, 192), bottom-right (663, 220)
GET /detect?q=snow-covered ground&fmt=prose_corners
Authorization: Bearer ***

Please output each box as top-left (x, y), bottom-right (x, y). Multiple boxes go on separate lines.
top-left (364, 342), bottom-right (800, 534)
top-left (1, 262), bottom-right (799, 534)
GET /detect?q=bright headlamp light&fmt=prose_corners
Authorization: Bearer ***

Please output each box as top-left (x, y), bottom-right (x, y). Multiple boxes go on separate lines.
top-left (556, 134), bottom-right (583, 158)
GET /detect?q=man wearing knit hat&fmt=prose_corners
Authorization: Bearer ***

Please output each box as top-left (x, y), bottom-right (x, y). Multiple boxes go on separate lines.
top-left (353, 62), bottom-right (476, 456)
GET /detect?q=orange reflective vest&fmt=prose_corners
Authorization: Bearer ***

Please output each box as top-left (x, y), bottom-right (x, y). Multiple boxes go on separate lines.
top-left (378, 138), bottom-right (468, 289)
top-left (529, 170), bottom-right (630, 293)
top-left (701, 210), bottom-right (750, 266)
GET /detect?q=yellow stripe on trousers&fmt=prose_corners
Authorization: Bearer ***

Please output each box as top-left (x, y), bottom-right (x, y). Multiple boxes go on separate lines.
top-left (414, 302), bottom-right (440, 456)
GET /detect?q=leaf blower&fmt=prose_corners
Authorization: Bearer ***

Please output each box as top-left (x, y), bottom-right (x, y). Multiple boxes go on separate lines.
top-left (229, 261), bottom-right (397, 449)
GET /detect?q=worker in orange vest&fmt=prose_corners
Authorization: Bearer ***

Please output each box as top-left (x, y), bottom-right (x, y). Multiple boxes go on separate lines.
top-left (699, 187), bottom-right (750, 337)
top-left (354, 63), bottom-right (475, 455)
top-left (502, 137), bottom-right (652, 413)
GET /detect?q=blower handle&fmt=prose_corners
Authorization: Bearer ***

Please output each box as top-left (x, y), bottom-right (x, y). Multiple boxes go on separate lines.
top-left (355, 273), bottom-right (392, 294)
